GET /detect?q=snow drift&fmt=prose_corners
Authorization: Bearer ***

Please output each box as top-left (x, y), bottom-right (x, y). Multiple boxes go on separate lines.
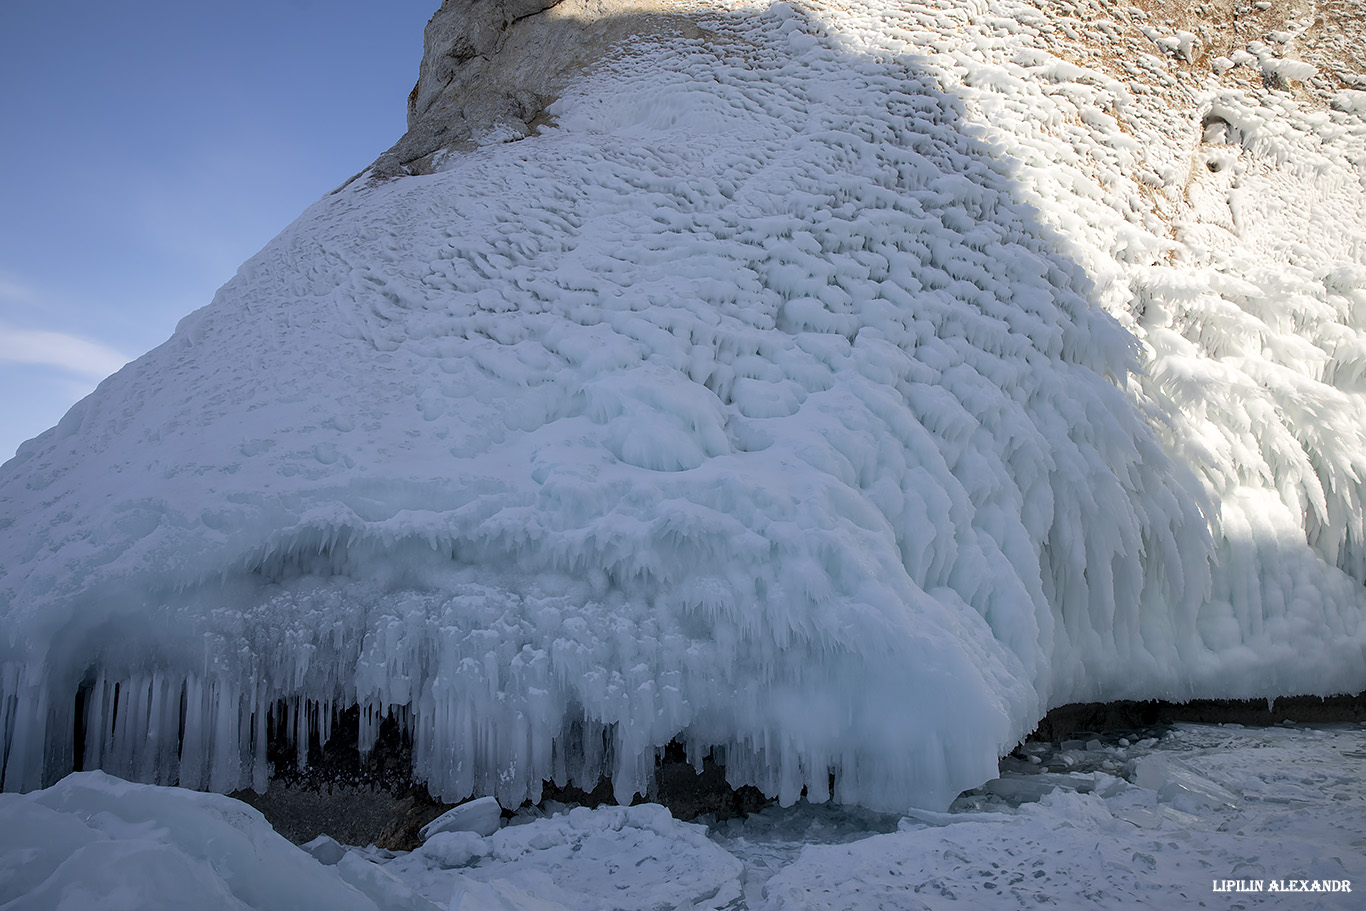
top-left (2, 0), bottom-right (1365, 812)
top-left (0, 771), bottom-right (397, 911)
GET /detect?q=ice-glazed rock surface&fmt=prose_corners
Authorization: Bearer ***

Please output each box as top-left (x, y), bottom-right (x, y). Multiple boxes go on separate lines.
top-left (2, 0), bottom-right (1365, 812)
top-left (421, 797), bottom-right (503, 840)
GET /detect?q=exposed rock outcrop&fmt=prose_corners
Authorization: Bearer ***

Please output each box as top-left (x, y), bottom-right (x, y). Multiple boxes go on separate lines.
top-left (373, 0), bottom-right (711, 174)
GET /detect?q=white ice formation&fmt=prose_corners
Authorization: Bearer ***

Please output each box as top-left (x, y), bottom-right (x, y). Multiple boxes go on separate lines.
top-left (422, 797), bottom-right (504, 841)
top-left (2, 0), bottom-right (1365, 812)
top-left (0, 771), bottom-right (394, 911)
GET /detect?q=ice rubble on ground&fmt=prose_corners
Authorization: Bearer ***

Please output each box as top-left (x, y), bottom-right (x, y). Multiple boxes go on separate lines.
top-left (0, 771), bottom-right (744, 911)
top-left (755, 723), bottom-right (1366, 909)
top-left (1, 0), bottom-right (1365, 812)
top-left (6, 724), bottom-right (1364, 909)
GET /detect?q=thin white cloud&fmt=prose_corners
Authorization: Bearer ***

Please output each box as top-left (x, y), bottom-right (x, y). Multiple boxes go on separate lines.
top-left (0, 272), bottom-right (39, 307)
top-left (0, 322), bottom-right (130, 380)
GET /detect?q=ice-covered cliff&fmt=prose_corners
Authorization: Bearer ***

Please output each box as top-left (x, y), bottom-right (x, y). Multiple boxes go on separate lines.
top-left (2, 0), bottom-right (1364, 812)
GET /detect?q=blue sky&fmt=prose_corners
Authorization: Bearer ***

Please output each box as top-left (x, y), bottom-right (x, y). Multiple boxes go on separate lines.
top-left (0, 0), bottom-right (436, 460)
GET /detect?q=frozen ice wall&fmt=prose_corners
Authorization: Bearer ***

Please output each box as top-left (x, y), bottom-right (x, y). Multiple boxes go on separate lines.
top-left (2, 0), bottom-right (1364, 812)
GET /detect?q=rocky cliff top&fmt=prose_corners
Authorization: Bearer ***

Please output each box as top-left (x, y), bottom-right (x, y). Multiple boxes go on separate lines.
top-left (373, 0), bottom-right (711, 174)
top-left (373, 0), bottom-right (1365, 179)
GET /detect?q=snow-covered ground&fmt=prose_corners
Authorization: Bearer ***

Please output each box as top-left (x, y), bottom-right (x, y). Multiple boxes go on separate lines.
top-left (2, 0), bottom-right (1366, 895)
top-left (4, 722), bottom-right (1362, 908)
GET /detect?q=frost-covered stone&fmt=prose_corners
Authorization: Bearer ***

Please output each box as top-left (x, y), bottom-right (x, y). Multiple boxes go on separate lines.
top-left (420, 797), bottom-right (503, 841)
top-left (303, 834), bottom-right (349, 866)
top-left (414, 830), bottom-right (490, 869)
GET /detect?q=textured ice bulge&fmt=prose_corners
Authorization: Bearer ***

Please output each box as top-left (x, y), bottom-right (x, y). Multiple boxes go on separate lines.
top-left (2, 0), bottom-right (1365, 812)
top-left (0, 771), bottom-right (391, 911)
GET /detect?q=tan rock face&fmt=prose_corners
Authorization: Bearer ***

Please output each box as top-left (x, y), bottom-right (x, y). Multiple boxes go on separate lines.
top-left (374, 0), bottom-right (712, 175)
top-left (373, 0), bottom-right (1366, 178)
top-left (407, 0), bottom-right (562, 130)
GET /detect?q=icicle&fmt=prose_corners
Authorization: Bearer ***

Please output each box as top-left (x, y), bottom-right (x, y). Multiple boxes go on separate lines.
top-left (2, 673), bottom-right (48, 793)
top-left (0, 665), bottom-right (16, 787)
top-left (251, 688), bottom-right (268, 794)
top-left (293, 696), bottom-right (307, 771)
top-left (156, 675), bottom-right (182, 786)
top-left (358, 703), bottom-right (374, 758)
top-left (208, 680), bottom-right (242, 794)
top-left (81, 672), bottom-right (106, 773)
top-left (321, 698), bottom-right (333, 749)
top-left (236, 687), bottom-right (254, 792)
top-left (108, 680), bottom-right (134, 781)
top-left (131, 675), bottom-right (156, 784)
top-left (179, 676), bottom-right (207, 791)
